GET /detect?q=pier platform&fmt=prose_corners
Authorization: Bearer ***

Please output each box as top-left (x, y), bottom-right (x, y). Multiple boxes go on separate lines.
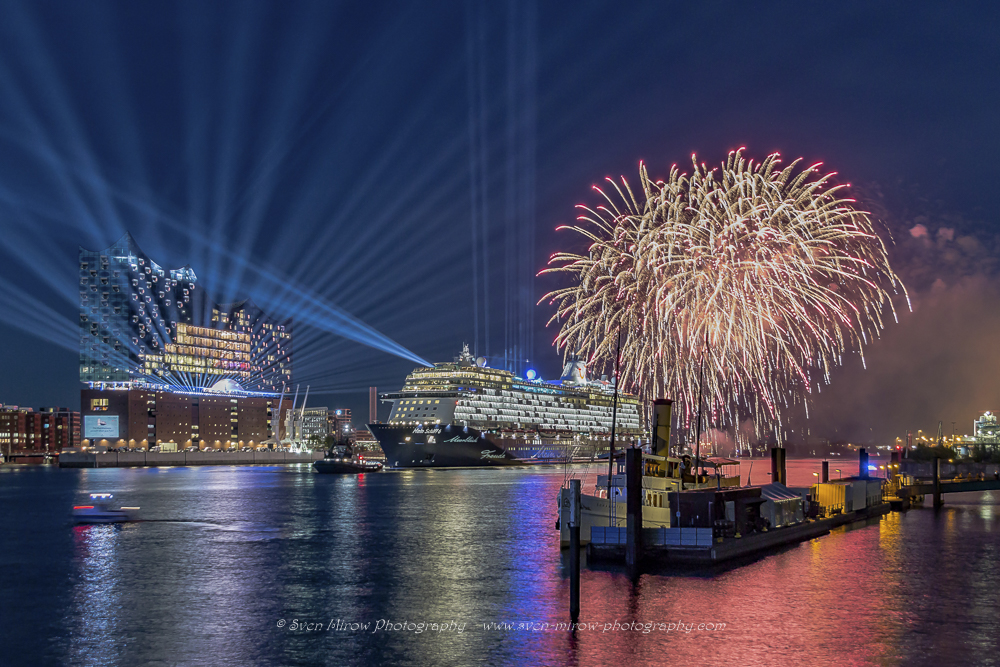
top-left (588, 503), bottom-right (890, 566)
top-left (59, 450), bottom-right (324, 468)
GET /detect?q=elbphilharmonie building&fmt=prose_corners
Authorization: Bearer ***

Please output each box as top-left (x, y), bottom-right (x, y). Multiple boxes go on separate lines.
top-left (79, 233), bottom-right (292, 393)
top-left (78, 234), bottom-right (292, 449)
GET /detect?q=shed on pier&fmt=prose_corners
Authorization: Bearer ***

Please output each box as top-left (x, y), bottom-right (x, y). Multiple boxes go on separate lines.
top-left (760, 482), bottom-right (805, 528)
top-left (811, 479), bottom-right (882, 515)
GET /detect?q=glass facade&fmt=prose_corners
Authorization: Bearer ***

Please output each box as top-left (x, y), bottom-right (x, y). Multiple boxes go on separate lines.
top-left (80, 233), bottom-right (292, 393)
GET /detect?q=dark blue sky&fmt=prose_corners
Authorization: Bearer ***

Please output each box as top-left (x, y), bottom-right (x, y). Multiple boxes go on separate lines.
top-left (1, 1), bottom-right (998, 442)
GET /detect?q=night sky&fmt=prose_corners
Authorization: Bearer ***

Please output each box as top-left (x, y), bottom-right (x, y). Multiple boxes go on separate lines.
top-left (1, 1), bottom-right (998, 444)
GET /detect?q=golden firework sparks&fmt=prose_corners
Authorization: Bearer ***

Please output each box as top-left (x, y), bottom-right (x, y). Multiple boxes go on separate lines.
top-left (541, 150), bottom-right (909, 444)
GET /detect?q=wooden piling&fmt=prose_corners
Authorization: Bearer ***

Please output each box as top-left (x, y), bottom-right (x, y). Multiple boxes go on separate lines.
top-left (626, 447), bottom-right (643, 577)
top-left (933, 458), bottom-right (943, 508)
top-left (821, 460), bottom-right (829, 483)
top-left (569, 479), bottom-right (581, 622)
top-left (770, 447), bottom-right (787, 485)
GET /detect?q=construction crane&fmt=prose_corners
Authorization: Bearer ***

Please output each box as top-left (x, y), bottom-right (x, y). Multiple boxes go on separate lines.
top-left (262, 383), bottom-right (288, 447)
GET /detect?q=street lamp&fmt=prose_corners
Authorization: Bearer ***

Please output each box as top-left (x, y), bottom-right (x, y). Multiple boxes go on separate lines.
top-left (836, 469), bottom-right (842, 479)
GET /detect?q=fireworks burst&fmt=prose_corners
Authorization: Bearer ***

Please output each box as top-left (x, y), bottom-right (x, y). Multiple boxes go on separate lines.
top-left (541, 149), bottom-right (909, 446)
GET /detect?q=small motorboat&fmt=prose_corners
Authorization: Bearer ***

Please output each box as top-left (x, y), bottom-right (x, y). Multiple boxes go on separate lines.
top-left (72, 493), bottom-right (139, 524)
top-left (313, 455), bottom-right (383, 474)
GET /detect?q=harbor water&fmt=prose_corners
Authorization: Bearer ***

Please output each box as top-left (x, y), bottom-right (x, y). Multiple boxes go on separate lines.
top-left (2, 460), bottom-right (999, 666)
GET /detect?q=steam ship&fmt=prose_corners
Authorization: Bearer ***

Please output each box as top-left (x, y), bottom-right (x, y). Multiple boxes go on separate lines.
top-left (367, 345), bottom-right (642, 468)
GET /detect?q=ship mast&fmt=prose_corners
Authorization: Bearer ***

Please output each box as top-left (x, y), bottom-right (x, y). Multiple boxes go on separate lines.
top-left (607, 328), bottom-right (623, 506)
top-left (694, 330), bottom-right (707, 478)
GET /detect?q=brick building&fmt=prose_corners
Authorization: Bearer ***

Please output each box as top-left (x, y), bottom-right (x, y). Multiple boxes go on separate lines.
top-left (330, 408), bottom-right (353, 440)
top-left (0, 405), bottom-right (81, 457)
top-left (80, 388), bottom-right (277, 450)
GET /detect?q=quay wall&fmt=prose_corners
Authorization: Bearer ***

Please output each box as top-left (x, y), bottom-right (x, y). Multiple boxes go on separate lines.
top-left (900, 461), bottom-right (999, 477)
top-left (59, 451), bottom-right (324, 468)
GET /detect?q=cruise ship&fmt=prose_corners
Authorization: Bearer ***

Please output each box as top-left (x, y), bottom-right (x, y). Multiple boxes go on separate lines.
top-left (368, 345), bottom-right (643, 468)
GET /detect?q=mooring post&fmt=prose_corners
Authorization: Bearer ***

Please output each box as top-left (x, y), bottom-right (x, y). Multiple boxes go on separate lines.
top-left (933, 458), bottom-right (943, 508)
top-left (779, 447), bottom-right (786, 485)
top-left (569, 479), bottom-right (581, 622)
top-left (821, 460), bottom-right (829, 483)
top-left (626, 447), bottom-right (643, 577)
top-left (770, 447), bottom-right (779, 485)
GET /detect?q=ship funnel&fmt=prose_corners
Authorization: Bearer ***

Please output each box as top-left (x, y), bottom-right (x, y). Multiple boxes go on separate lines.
top-left (560, 357), bottom-right (587, 385)
top-left (652, 399), bottom-right (672, 457)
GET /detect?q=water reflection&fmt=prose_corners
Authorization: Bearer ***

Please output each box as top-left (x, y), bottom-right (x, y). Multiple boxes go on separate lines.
top-left (67, 524), bottom-right (125, 665)
top-left (2, 463), bottom-right (999, 665)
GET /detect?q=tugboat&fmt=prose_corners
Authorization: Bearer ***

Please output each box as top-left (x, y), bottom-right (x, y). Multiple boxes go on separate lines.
top-left (72, 493), bottom-right (140, 524)
top-left (313, 442), bottom-right (383, 474)
top-left (556, 453), bottom-right (742, 546)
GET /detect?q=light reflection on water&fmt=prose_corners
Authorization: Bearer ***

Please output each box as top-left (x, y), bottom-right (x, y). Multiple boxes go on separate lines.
top-left (68, 524), bottom-right (125, 666)
top-left (2, 462), bottom-right (999, 666)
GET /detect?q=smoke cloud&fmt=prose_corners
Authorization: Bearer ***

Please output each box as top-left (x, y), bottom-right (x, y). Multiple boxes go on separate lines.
top-left (802, 186), bottom-right (1000, 443)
